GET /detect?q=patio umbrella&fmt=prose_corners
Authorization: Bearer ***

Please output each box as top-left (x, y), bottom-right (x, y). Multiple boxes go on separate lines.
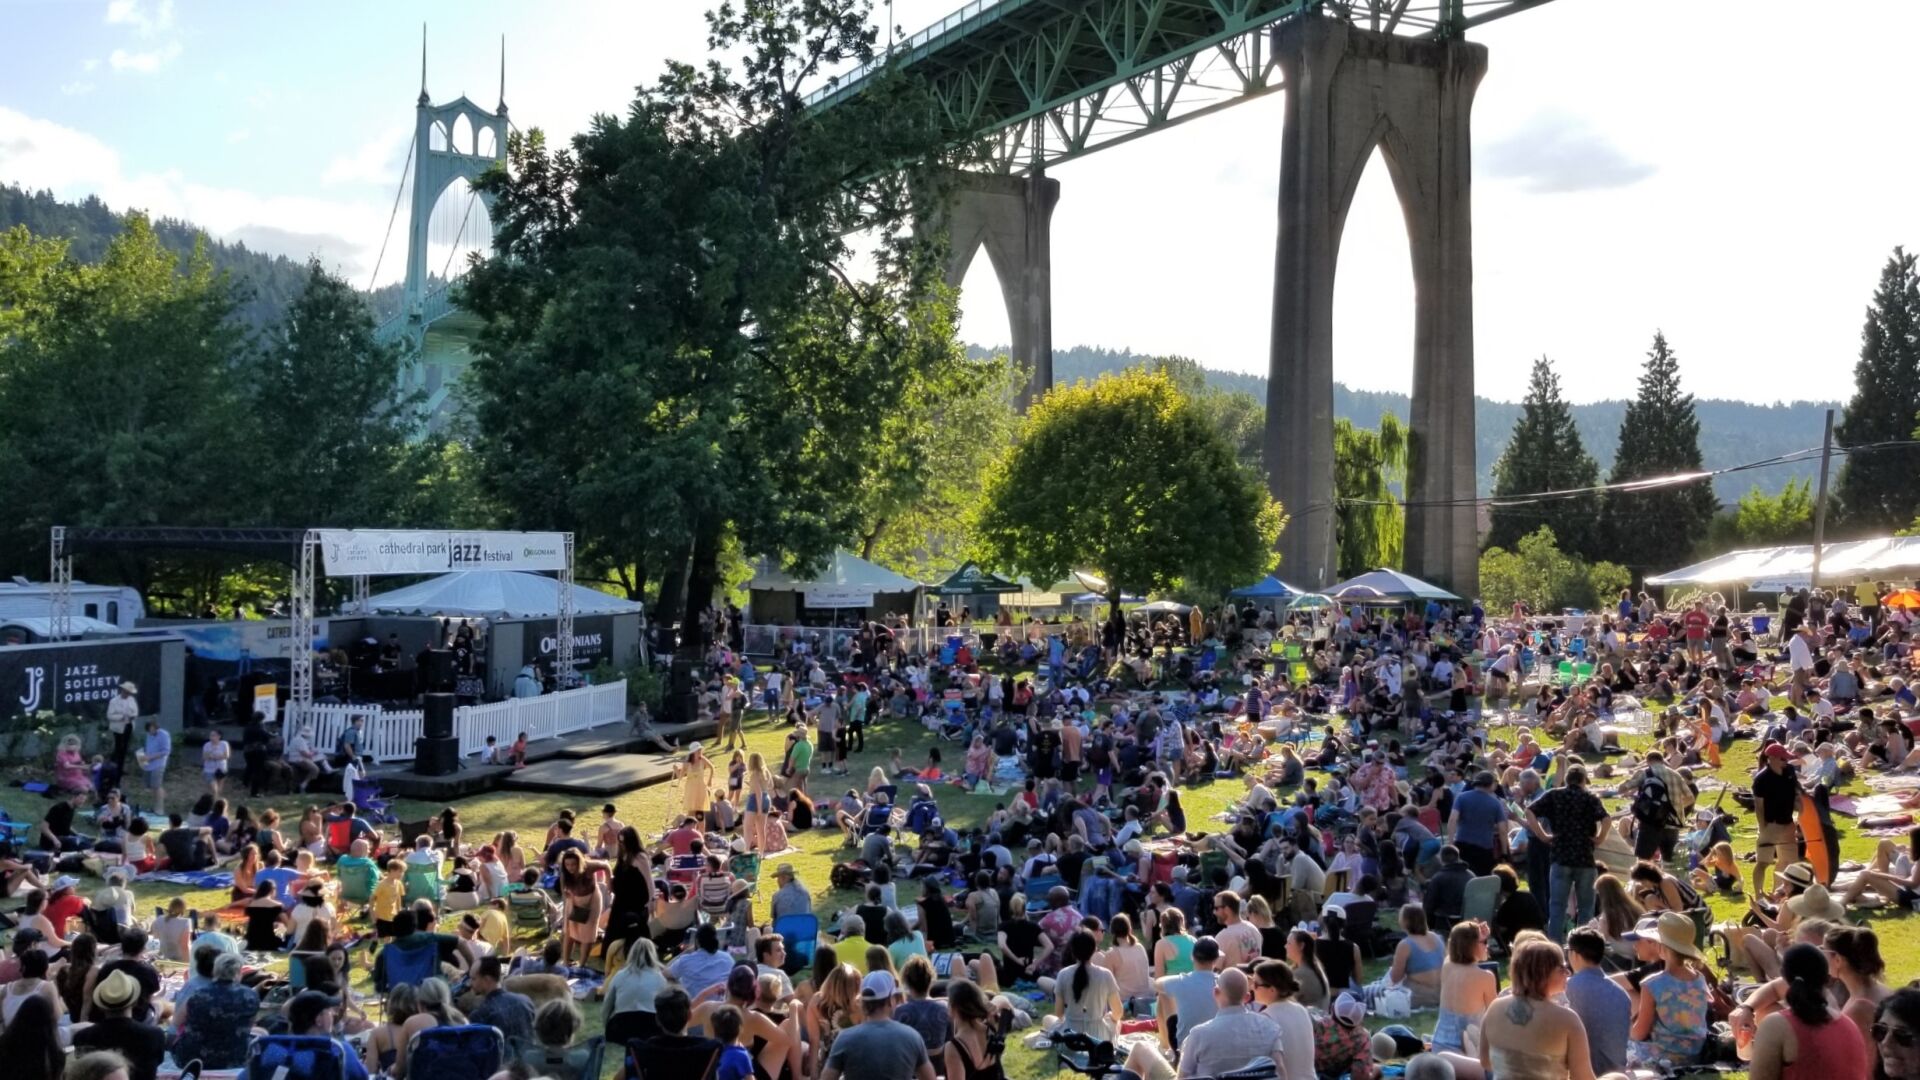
top-left (1884, 589), bottom-right (1920, 609)
top-left (1288, 594), bottom-right (1333, 610)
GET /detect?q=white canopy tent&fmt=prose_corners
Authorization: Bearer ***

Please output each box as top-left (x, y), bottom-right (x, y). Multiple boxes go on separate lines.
top-left (359, 571), bottom-right (643, 618)
top-left (1646, 535), bottom-right (1920, 590)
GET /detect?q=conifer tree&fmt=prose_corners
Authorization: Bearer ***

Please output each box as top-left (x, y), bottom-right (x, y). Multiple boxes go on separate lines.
top-left (1599, 331), bottom-right (1717, 577)
top-left (1487, 357), bottom-right (1600, 557)
top-left (1835, 247), bottom-right (1920, 532)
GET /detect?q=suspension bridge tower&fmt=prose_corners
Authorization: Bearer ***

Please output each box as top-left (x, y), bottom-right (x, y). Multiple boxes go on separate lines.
top-left (377, 31), bottom-right (509, 427)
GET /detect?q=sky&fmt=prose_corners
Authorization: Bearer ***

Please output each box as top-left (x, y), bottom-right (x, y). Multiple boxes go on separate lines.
top-left (3, 0), bottom-right (1918, 405)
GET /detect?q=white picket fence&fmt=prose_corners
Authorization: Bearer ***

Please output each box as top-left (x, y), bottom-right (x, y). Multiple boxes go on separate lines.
top-left (297, 681), bottom-right (628, 764)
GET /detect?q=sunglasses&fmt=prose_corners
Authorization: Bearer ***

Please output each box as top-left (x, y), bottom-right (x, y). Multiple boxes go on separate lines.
top-left (1875, 1024), bottom-right (1919, 1048)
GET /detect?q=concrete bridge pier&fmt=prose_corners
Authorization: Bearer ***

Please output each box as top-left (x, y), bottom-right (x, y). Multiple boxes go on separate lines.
top-left (944, 172), bottom-right (1060, 408)
top-left (1265, 15), bottom-right (1486, 597)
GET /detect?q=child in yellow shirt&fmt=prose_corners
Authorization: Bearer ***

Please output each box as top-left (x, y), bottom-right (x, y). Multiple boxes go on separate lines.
top-left (371, 859), bottom-right (406, 939)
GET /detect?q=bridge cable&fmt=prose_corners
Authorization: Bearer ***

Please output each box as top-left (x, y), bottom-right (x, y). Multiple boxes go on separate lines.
top-left (365, 136), bottom-right (417, 293)
top-left (438, 187), bottom-right (482, 286)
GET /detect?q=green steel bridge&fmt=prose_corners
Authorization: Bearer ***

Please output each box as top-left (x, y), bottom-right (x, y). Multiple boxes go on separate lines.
top-left (806, 0), bottom-right (1550, 172)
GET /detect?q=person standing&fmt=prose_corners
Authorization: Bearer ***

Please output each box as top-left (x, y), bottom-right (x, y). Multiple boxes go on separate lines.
top-left (137, 721), bottom-right (171, 816)
top-left (1752, 743), bottom-right (1802, 898)
top-left (1446, 771), bottom-right (1508, 877)
top-left (1523, 764), bottom-right (1609, 941)
top-left (106, 683), bottom-right (139, 775)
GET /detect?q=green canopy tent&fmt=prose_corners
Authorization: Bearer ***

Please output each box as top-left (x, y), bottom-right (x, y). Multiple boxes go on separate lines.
top-left (933, 562), bottom-right (1021, 596)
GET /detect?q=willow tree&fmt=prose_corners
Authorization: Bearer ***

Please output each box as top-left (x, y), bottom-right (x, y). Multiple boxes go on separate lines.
top-left (1333, 414), bottom-right (1408, 578)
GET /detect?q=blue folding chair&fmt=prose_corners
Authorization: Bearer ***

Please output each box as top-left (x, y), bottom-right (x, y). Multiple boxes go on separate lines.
top-left (246, 1035), bottom-right (348, 1080)
top-left (374, 935), bottom-right (440, 991)
top-left (1024, 873), bottom-right (1064, 911)
top-left (406, 1024), bottom-right (505, 1080)
top-left (771, 912), bottom-right (819, 967)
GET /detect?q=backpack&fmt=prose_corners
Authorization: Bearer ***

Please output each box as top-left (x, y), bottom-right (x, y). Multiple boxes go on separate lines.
top-left (1631, 771), bottom-right (1677, 827)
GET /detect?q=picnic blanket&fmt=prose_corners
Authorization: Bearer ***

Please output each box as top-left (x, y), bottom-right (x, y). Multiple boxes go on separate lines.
top-left (1829, 793), bottom-right (1912, 818)
top-left (140, 869), bottom-right (234, 889)
top-left (1866, 774), bottom-right (1920, 792)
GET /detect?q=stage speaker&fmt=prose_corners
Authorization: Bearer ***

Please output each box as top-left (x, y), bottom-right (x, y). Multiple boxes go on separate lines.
top-left (422, 692), bottom-right (456, 739)
top-left (663, 657), bottom-right (699, 724)
top-left (413, 735), bottom-right (461, 776)
top-left (424, 649), bottom-right (457, 693)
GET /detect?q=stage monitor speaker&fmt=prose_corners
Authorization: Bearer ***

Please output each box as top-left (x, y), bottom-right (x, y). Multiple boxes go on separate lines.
top-left (424, 649), bottom-right (457, 693)
top-left (422, 692), bottom-right (456, 739)
top-left (413, 735), bottom-right (460, 776)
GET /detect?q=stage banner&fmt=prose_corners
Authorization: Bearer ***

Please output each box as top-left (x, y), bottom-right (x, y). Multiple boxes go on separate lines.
top-left (317, 530), bottom-right (567, 577)
top-left (804, 586), bottom-right (873, 608)
top-left (524, 615), bottom-right (614, 673)
top-left (0, 638), bottom-right (167, 720)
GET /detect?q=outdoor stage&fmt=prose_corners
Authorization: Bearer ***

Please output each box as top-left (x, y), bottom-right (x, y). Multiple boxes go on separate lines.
top-left (369, 713), bottom-right (720, 799)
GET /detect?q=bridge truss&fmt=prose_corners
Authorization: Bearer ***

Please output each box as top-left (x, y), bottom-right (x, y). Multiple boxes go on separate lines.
top-left (810, 0), bottom-right (1551, 173)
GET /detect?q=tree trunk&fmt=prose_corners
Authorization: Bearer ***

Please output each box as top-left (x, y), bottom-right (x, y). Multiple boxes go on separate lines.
top-left (679, 522), bottom-right (722, 660)
top-left (859, 522), bottom-right (885, 562)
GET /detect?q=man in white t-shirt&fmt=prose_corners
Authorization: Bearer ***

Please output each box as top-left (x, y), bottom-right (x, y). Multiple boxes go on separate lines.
top-left (1211, 892), bottom-right (1263, 967)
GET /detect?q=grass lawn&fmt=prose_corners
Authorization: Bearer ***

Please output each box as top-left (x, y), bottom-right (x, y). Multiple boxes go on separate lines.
top-left (6, 697), bottom-right (1918, 1080)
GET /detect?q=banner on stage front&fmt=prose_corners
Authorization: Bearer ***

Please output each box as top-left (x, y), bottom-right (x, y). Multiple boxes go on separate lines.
top-left (316, 530), bottom-right (568, 577)
top-left (804, 586), bottom-right (873, 608)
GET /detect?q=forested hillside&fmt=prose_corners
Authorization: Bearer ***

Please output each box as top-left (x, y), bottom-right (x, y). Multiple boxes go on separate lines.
top-left (1041, 344), bottom-right (1838, 500)
top-left (0, 184), bottom-right (405, 330)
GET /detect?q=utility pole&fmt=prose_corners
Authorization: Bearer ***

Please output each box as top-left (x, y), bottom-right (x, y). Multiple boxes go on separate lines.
top-left (1810, 407), bottom-right (1836, 591)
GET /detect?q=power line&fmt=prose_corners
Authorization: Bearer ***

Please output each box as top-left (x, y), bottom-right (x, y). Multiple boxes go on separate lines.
top-left (1326, 438), bottom-right (1920, 511)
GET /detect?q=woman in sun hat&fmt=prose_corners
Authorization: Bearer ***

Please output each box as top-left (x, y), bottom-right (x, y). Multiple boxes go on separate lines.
top-left (1628, 911), bottom-right (1714, 1068)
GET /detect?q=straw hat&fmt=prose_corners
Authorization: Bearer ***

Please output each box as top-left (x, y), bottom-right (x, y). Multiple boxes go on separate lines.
top-left (1788, 883), bottom-right (1847, 923)
top-left (1651, 910), bottom-right (1705, 961)
top-left (1779, 863), bottom-right (1818, 891)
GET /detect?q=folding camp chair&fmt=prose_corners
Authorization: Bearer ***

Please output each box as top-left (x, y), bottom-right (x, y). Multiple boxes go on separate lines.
top-left (1461, 875), bottom-right (1500, 924)
top-left (246, 1035), bottom-right (348, 1080)
top-left (406, 1024), bottom-right (506, 1080)
top-left (336, 859), bottom-right (377, 904)
top-left (772, 912), bottom-right (819, 970)
top-left (374, 935), bottom-right (440, 992)
top-left (404, 863), bottom-right (444, 906)
top-left (1023, 873), bottom-right (1064, 911)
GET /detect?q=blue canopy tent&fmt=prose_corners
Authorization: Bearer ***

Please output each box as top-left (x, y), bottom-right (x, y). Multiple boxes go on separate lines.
top-left (1229, 575), bottom-right (1306, 600)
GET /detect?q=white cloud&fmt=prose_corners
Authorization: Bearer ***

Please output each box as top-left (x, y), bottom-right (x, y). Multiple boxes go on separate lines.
top-left (82, 58), bottom-right (100, 72)
top-left (109, 42), bottom-right (182, 73)
top-left (226, 129), bottom-right (251, 144)
top-left (321, 124), bottom-right (410, 187)
top-left (105, 0), bottom-right (174, 35)
top-left (60, 82), bottom-right (96, 97)
top-left (0, 105), bottom-right (388, 283)
top-left (1480, 110), bottom-right (1655, 194)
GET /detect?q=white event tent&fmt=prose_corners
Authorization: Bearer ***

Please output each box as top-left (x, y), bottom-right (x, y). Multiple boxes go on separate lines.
top-left (360, 571), bottom-right (644, 618)
top-left (1645, 535), bottom-right (1920, 591)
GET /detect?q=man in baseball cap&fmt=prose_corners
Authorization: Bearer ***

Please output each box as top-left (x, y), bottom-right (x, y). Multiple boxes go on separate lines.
top-left (1752, 741), bottom-right (1801, 896)
top-left (817, 969), bottom-right (933, 1080)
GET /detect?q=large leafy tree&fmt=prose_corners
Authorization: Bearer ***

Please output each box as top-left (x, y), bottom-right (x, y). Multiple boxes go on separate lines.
top-left (240, 260), bottom-right (435, 528)
top-left (853, 349), bottom-right (1023, 577)
top-left (1486, 357), bottom-right (1601, 557)
top-left (0, 216), bottom-right (251, 584)
top-left (1150, 356), bottom-right (1264, 470)
top-left (971, 369), bottom-right (1285, 629)
top-left (1333, 414), bottom-right (1408, 578)
top-left (1836, 248), bottom-right (1920, 532)
top-left (1598, 331), bottom-right (1717, 576)
top-left (1733, 479), bottom-right (1815, 547)
top-left (462, 0), bottom-right (965, 644)
top-left (1480, 526), bottom-right (1630, 615)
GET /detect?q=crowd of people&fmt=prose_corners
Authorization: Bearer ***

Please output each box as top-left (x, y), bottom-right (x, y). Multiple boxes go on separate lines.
top-left (6, 582), bottom-right (1920, 1080)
